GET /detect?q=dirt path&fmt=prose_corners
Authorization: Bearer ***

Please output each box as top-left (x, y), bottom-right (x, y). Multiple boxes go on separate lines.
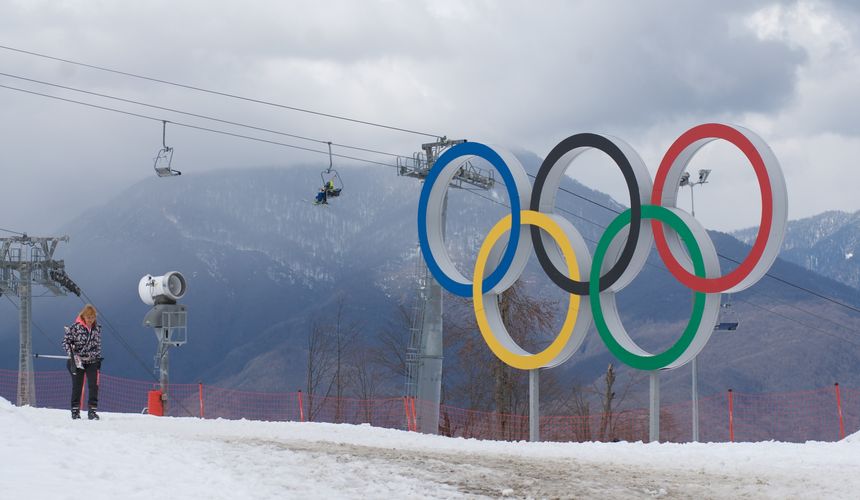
top-left (230, 437), bottom-right (775, 499)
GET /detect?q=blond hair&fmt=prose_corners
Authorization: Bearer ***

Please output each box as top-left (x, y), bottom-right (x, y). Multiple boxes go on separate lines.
top-left (78, 304), bottom-right (97, 321)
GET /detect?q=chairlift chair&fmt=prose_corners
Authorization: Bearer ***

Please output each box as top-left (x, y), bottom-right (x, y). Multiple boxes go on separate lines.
top-left (154, 121), bottom-right (181, 177)
top-left (715, 294), bottom-right (739, 331)
top-left (320, 141), bottom-right (343, 197)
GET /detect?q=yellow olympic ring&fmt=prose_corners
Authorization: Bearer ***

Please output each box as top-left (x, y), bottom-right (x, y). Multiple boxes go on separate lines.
top-left (472, 210), bottom-right (582, 370)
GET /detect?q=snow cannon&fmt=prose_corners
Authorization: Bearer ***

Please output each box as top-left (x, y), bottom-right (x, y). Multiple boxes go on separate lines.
top-left (138, 271), bottom-right (187, 306)
top-left (140, 271), bottom-right (189, 415)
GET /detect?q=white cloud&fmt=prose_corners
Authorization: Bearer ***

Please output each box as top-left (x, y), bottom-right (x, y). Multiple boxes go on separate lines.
top-left (0, 0), bottom-right (858, 233)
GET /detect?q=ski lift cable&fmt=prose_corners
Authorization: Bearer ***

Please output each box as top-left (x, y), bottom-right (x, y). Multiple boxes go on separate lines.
top-left (3, 82), bottom-right (859, 321)
top-left (0, 83), bottom-right (402, 170)
top-left (0, 44), bottom-right (442, 139)
top-left (468, 188), bottom-right (860, 339)
top-left (0, 71), bottom-right (408, 160)
top-left (3, 50), bottom-right (849, 318)
top-left (2, 294), bottom-right (57, 347)
top-left (732, 295), bottom-right (860, 348)
top-left (514, 178), bottom-right (860, 317)
top-left (0, 226), bottom-right (26, 235)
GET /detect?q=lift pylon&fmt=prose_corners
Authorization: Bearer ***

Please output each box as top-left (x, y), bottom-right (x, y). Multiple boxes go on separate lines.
top-left (400, 137), bottom-right (496, 434)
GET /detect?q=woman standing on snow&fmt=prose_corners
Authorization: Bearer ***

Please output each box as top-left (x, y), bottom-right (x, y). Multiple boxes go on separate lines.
top-left (62, 304), bottom-right (102, 420)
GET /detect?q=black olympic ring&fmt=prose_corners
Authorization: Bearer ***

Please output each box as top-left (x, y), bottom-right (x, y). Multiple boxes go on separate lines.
top-left (529, 133), bottom-right (643, 295)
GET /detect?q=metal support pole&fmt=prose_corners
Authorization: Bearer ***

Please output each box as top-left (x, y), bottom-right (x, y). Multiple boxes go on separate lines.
top-left (692, 357), bottom-right (699, 442)
top-left (17, 264), bottom-right (35, 406)
top-left (689, 181), bottom-right (700, 443)
top-left (157, 333), bottom-right (170, 413)
top-left (415, 193), bottom-right (446, 434)
top-left (649, 370), bottom-right (660, 443)
top-left (529, 369), bottom-right (540, 442)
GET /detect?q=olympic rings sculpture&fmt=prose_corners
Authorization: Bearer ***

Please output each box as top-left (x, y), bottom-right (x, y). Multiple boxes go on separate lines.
top-left (417, 123), bottom-right (788, 372)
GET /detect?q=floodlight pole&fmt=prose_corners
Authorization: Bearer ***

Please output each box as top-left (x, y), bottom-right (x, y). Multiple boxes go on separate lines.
top-left (681, 169), bottom-right (709, 443)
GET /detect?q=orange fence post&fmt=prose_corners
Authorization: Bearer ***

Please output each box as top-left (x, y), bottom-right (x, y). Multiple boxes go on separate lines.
top-left (403, 397), bottom-right (411, 431)
top-left (835, 383), bottom-right (845, 440)
top-left (410, 397), bottom-right (417, 432)
top-left (298, 390), bottom-right (305, 422)
top-left (198, 382), bottom-right (205, 418)
top-left (728, 389), bottom-right (734, 443)
top-left (80, 374), bottom-right (87, 406)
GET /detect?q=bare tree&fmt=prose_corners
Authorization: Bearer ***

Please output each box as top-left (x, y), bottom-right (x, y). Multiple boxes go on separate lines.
top-left (594, 363), bottom-right (645, 442)
top-left (373, 304), bottom-right (412, 381)
top-left (598, 363), bottom-right (616, 441)
top-left (305, 320), bottom-right (332, 421)
top-left (349, 344), bottom-right (387, 422)
top-left (329, 296), bottom-right (360, 423)
top-left (443, 280), bottom-right (566, 439)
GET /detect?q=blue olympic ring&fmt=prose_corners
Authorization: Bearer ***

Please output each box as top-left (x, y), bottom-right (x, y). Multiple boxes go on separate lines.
top-left (417, 142), bottom-right (522, 297)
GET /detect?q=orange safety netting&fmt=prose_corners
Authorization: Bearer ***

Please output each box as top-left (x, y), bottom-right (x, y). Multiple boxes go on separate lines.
top-left (1, 369), bottom-right (856, 443)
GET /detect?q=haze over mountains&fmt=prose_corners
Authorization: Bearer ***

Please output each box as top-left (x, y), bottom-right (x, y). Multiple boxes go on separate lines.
top-left (2, 159), bottom-right (859, 407)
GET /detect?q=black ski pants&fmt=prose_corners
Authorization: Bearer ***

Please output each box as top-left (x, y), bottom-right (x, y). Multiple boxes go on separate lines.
top-left (68, 359), bottom-right (100, 410)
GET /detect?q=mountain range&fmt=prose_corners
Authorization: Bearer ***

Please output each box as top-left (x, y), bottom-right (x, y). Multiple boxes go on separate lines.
top-left (2, 159), bottom-right (859, 409)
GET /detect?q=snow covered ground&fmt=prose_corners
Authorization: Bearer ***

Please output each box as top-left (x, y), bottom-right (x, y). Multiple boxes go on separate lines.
top-left (1, 397), bottom-right (858, 499)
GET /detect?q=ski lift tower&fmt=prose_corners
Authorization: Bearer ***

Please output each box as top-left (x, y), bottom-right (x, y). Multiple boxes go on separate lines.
top-left (399, 137), bottom-right (495, 434)
top-left (0, 234), bottom-right (80, 406)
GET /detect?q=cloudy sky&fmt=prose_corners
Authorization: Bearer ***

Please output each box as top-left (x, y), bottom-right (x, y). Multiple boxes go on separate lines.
top-left (1, 0), bottom-right (859, 234)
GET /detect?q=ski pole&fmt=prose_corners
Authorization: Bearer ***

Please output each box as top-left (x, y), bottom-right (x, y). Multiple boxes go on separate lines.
top-left (33, 354), bottom-right (71, 360)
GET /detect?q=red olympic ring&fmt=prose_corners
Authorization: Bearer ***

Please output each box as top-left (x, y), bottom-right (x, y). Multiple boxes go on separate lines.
top-left (651, 123), bottom-right (774, 293)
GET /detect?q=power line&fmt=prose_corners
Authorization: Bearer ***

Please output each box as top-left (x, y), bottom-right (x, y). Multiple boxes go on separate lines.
top-left (0, 44), bottom-right (442, 139)
top-left (0, 227), bottom-right (25, 235)
top-left (0, 71), bottom-right (408, 160)
top-left (0, 83), bottom-right (402, 170)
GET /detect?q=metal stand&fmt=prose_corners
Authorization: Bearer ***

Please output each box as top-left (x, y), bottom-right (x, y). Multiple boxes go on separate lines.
top-left (692, 357), bottom-right (699, 442)
top-left (143, 304), bottom-right (187, 413)
top-left (649, 371), bottom-right (660, 443)
top-left (529, 369), bottom-right (540, 442)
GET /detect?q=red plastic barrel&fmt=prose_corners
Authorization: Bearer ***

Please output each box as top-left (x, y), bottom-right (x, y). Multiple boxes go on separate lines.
top-left (147, 390), bottom-right (164, 416)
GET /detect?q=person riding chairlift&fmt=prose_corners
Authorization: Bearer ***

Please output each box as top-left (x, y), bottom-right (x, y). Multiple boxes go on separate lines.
top-left (314, 178), bottom-right (341, 205)
top-left (314, 186), bottom-right (328, 205)
top-left (325, 178), bottom-right (341, 198)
